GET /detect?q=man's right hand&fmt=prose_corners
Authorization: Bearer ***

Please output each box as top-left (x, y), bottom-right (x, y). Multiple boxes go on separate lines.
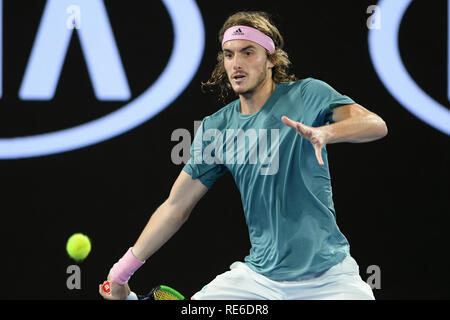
top-left (99, 276), bottom-right (131, 300)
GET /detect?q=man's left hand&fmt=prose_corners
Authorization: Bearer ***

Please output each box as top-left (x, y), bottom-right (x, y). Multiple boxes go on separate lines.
top-left (281, 116), bottom-right (327, 166)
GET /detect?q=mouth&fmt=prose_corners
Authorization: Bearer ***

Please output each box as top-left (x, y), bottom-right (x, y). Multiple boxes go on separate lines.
top-left (232, 73), bottom-right (246, 83)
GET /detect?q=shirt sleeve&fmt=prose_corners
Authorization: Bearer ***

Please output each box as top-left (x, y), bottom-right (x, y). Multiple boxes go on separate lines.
top-left (182, 117), bottom-right (228, 189)
top-left (300, 78), bottom-right (355, 125)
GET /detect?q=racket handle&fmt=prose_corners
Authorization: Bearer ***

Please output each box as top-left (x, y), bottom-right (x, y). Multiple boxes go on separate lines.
top-left (102, 281), bottom-right (138, 300)
top-left (126, 291), bottom-right (138, 300)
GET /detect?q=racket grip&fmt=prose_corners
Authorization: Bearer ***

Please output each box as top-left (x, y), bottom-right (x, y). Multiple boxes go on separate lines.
top-left (102, 281), bottom-right (138, 300)
top-left (126, 291), bottom-right (138, 300)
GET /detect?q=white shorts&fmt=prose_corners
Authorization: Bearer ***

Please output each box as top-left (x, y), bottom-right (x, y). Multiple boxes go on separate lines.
top-left (192, 255), bottom-right (375, 300)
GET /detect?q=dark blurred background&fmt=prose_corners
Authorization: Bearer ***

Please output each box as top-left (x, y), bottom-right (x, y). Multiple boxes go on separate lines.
top-left (0, 0), bottom-right (448, 300)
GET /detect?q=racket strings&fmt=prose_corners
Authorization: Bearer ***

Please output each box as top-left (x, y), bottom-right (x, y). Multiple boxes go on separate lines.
top-left (153, 289), bottom-right (182, 300)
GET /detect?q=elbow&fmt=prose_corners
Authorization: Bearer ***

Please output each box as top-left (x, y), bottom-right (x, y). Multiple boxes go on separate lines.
top-left (366, 113), bottom-right (388, 140)
top-left (180, 209), bottom-right (192, 224)
top-left (164, 197), bottom-right (193, 224)
top-left (376, 117), bottom-right (388, 139)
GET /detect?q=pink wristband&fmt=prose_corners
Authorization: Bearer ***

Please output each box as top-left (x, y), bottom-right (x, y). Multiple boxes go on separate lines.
top-left (109, 247), bottom-right (145, 285)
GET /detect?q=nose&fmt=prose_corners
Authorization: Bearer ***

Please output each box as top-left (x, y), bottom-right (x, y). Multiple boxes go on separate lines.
top-left (232, 55), bottom-right (243, 71)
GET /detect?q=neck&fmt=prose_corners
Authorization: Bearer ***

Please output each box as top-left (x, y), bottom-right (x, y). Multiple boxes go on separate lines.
top-left (239, 77), bottom-right (275, 115)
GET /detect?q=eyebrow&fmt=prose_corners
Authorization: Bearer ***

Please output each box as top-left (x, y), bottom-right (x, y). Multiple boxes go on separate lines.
top-left (223, 45), bottom-right (256, 53)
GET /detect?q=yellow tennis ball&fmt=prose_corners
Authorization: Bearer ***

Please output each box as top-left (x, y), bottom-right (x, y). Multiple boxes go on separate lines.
top-left (66, 233), bottom-right (91, 262)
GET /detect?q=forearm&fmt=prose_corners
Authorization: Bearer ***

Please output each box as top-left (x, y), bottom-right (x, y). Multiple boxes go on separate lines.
top-left (323, 113), bottom-right (388, 144)
top-left (102, 171), bottom-right (206, 293)
top-left (131, 200), bottom-right (191, 262)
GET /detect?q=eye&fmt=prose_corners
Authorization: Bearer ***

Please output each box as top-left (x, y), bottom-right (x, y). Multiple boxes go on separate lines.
top-left (245, 51), bottom-right (252, 56)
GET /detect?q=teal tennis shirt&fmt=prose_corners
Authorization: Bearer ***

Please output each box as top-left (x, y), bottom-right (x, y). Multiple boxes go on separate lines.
top-left (183, 78), bottom-right (355, 280)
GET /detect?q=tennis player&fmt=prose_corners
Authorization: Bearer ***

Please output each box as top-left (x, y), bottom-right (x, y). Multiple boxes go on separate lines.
top-left (99, 11), bottom-right (387, 300)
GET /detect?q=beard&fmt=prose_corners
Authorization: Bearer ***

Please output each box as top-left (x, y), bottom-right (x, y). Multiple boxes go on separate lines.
top-left (231, 67), bottom-right (270, 97)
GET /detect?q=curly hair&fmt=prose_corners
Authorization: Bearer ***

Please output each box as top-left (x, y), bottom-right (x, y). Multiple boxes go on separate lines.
top-left (201, 11), bottom-right (297, 103)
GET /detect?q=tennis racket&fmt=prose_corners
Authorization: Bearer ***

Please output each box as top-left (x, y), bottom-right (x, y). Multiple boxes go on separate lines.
top-left (102, 281), bottom-right (185, 300)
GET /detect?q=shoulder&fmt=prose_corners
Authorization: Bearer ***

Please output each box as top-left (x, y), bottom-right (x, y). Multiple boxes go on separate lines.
top-left (290, 78), bottom-right (346, 105)
top-left (277, 78), bottom-right (332, 96)
top-left (296, 77), bottom-right (333, 94)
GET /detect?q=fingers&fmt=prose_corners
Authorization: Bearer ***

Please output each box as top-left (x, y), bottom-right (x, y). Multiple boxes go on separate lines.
top-left (281, 116), bottom-right (311, 137)
top-left (102, 281), bottom-right (111, 294)
top-left (99, 279), bottom-right (130, 300)
top-left (296, 122), bottom-right (312, 138)
top-left (99, 280), bottom-right (113, 300)
top-left (99, 282), bottom-right (108, 298)
top-left (314, 145), bottom-right (324, 166)
top-left (99, 283), bottom-right (106, 298)
top-left (281, 115), bottom-right (324, 166)
top-left (281, 116), bottom-right (297, 129)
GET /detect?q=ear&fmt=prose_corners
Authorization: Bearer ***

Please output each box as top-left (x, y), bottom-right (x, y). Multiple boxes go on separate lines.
top-left (266, 55), bottom-right (275, 69)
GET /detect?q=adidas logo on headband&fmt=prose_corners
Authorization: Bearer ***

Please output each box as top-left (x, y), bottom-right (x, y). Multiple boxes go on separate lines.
top-left (232, 28), bottom-right (244, 36)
